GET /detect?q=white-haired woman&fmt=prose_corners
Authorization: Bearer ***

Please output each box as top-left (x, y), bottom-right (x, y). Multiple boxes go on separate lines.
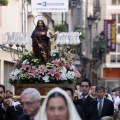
top-left (40, 87), bottom-right (82, 120)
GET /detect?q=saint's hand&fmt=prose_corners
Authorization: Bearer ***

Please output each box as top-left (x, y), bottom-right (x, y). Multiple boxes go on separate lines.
top-left (40, 32), bottom-right (45, 35)
top-left (38, 44), bottom-right (43, 49)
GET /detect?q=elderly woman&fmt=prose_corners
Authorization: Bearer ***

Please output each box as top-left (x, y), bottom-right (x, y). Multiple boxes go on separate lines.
top-left (31, 20), bottom-right (51, 61)
top-left (40, 87), bottom-right (82, 120)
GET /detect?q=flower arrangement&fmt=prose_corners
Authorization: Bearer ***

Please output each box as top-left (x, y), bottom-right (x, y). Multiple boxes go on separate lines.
top-left (9, 49), bottom-right (81, 85)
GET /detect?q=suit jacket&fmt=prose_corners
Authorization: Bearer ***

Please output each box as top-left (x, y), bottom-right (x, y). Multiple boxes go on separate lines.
top-left (18, 107), bottom-right (41, 120)
top-left (0, 105), bottom-right (23, 120)
top-left (76, 95), bottom-right (97, 120)
top-left (74, 104), bottom-right (86, 120)
top-left (17, 114), bottom-right (30, 120)
top-left (91, 98), bottom-right (114, 120)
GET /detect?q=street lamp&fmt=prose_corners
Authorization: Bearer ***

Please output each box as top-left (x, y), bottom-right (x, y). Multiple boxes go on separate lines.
top-left (87, 15), bottom-right (94, 28)
top-left (100, 31), bottom-right (105, 40)
top-left (4, 32), bottom-right (27, 61)
top-left (86, 15), bottom-right (94, 58)
top-left (85, 15), bottom-right (94, 79)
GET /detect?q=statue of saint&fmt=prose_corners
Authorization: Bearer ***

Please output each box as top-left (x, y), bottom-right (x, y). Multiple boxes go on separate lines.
top-left (31, 20), bottom-right (51, 61)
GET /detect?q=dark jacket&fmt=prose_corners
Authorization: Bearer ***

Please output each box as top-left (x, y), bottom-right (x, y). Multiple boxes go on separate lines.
top-left (91, 98), bottom-right (114, 120)
top-left (0, 105), bottom-right (23, 120)
top-left (76, 95), bottom-right (97, 120)
top-left (17, 114), bottom-right (30, 120)
top-left (74, 104), bottom-right (86, 120)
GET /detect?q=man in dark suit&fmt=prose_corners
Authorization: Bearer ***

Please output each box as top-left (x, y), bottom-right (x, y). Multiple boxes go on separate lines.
top-left (0, 84), bottom-right (23, 120)
top-left (18, 88), bottom-right (41, 120)
top-left (92, 84), bottom-right (114, 120)
top-left (76, 78), bottom-right (97, 120)
top-left (63, 87), bottom-right (86, 120)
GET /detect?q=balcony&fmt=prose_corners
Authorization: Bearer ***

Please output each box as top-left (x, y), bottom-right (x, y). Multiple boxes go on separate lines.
top-left (93, 0), bottom-right (101, 20)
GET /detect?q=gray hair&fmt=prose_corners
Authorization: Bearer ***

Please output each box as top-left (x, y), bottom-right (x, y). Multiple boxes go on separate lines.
top-left (95, 84), bottom-right (105, 92)
top-left (100, 116), bottom-right (113, 120)
top-left (21, 88), bottom-right (41, 101)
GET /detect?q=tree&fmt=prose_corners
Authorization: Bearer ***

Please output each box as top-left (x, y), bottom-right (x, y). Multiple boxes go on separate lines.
top-left (0, 0), bottom-right (9, 6)
top-left (54, 24), bottom-right (67, 32)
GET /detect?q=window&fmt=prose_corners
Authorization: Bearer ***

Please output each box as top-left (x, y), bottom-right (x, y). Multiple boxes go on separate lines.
top-left (111, 55), bottom-right (116, 62)
top-left (118, 44), bottom-right (120, 52)
top-left (112, 0), bottom-right (116, 5)
top-left (77, 8), bottom-right (81, 26)
top-left (112, 14), bottom-right (116, 20)
top-left (118, 55), bottom-right (120, 62)
top-left (4, 61), bottom-right (14, 91)
top-left (112, 0), bottom-right (120, 5)
top-left (118, 14), bottom-right (120, 23)
top-left (118, 26), bottom-right (120, 34)
top-left (110, 44), bottom-right (120, 62)
top-left (112, 14), bottom-right (120, 34)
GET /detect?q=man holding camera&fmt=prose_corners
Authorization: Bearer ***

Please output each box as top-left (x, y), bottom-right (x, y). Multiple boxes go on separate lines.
top-left (0, 84), bottom-right (23, 120)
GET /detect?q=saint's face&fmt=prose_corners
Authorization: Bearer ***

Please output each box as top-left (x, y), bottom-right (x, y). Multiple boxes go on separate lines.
top-left (46, 97), bottom-right (68, 120)
top-left (38, 21), bottom-right (43, 28)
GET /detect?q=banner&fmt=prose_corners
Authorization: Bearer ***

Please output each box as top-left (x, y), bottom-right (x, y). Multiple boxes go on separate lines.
top-left (31, 0), bottom-right (68, 12)
top-left (104, 20), bottom-right (116, 51)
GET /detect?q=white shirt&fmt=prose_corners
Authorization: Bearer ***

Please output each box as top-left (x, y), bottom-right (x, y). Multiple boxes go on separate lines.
top-left (97, 98), bottom-right (104, 110)
top-left (114, 96), bottom-right (120, 110)
top-left (34, 107), bottom-right (41, 120)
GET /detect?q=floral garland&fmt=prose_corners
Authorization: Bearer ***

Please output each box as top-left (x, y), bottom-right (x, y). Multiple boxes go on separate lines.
top-left (9, 49), bottom-right (81, 85)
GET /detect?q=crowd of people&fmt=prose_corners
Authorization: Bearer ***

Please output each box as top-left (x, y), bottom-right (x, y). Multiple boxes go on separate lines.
top-left (0, 78), bottom-right (120, 120)
top-left (1, 19), bottom-right (120, 120)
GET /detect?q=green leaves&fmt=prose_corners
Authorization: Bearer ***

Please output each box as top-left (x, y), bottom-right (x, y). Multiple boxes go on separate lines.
top-left (0, 0), bottom-right (9, 6)
top-left (54, 24), bottom-right (67, 32)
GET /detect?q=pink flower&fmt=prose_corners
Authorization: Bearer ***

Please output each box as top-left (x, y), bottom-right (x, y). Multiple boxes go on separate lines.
top-left (51, 60), bottom-right (59, 66)
top-left (38, 65), bottom-right (47, 75)
top-left (74, 70), bottom-right (81, 78)
top-left (48, 69), bottom-right (56, 76)
top-left (28, 68), bottom-right (38, 77)
top-left (52, 60), bottom-right (63, 67)
top-left (58, 61), bottom-right (63, 67)
top-left (21, 65), bottom-right (29, 70)
top-left (55, 72), bottom-right (61, 80)
top-left (64, 52), bottom-right (69, 58)
top-left (69, 65), bottom-right (74, 70)
top-left (65, 63), bottom-right (71, 69)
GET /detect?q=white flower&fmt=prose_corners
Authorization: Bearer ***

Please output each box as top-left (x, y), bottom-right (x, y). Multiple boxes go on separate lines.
top-left (22, 59), bottom-right (29, 65)
top-left (42, 75), bottom-right (50, 82)
top-left (61, 58), bottom-right (66, 62)
top-left (66, 71), bottom-right (75, 79)
top-left (51, 49), bottom-right (58, 56)
top-left (61, 67), bottom-right (67, 73)
top-left (60, 73), bottom-right (67, 80)
top-left (10, 69), bottom-right (22, 80)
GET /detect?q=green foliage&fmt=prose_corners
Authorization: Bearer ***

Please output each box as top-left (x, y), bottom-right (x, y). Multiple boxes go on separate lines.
top-left (0, 0), bottom-right (9, 5)
top-left (54, 24), bottom-right (67, 32)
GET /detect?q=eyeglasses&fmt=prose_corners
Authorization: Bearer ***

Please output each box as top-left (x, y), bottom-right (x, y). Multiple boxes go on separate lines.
top-left (20, 101), bottom-right (35, 107)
